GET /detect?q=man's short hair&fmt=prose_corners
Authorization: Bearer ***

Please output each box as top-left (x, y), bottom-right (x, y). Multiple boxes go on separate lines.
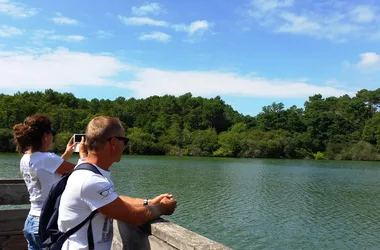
top-left (86, 116), bottom-right (123, 150)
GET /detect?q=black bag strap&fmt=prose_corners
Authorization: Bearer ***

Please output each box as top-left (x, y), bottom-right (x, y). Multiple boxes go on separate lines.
top-left (74, 162), bottom-right (102, 175)
top-left (64, 210), bottom-right (98, 238)
top-left (64, 163), bottom-right (103, 249)
top-left (88, 214), bottom-right (95, 250)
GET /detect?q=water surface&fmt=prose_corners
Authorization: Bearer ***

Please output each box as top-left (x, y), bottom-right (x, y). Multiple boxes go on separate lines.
top-left (2, 154), bottom-right (380, 249)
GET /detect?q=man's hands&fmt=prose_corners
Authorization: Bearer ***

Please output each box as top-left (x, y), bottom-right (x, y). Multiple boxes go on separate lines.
top-left (150, 193), bottom-right (173, 204)
top-left (150, 193), bottom-right (177, 216)
top-left (78, 136), bottom-right (87, 158)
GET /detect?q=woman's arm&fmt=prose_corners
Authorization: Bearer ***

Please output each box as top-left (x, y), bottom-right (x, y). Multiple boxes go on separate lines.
top-left (56, 161), bottom-right (76, 175)
top-left (61, 136), bottom-right (76, 161)
top-left (57, 136), bottom-right (87, 175)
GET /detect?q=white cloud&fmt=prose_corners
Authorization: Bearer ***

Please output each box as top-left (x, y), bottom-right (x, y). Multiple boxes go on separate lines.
top-left (0, 25), bottom-right (24, 37)
top-left (277, 12), bottom-right (321, 34)
top-left (52, 12), bottom-right (78, 25)
top-left (118, 16), bottom-right (168, 27)
top-left (350, 6), bottom-right (375, 23)
top-left (172, 20), bottom-right (212, 40)
top-left (173, 20), bottom-right (211, 34)
top-left (128, 69), bottom-right (350, 98)
top-left (139, 31), bottom-right (171, 42)
top-left (356, 52), bottom-right (380, 71)
top-left (250, 0), bottom-right (294, 13)
top-left (117, 15), bottom-right (212, 41)
top-left (30, 30), bottom-right (84, 43)
top-left (324, 79), bottom-right (346, 88)
top-left (0, 47), bottom-right (130, 89)
top-left (49, 35), bottom-right (85, 42)
top-left (132, 2), bottom-right (162, 16)
top-left (95, 30), bottom-right (113, 39)
top-left (32, 29), bottom-right (55, 40)
top-left (0, 0), bottom-right (37, 18)
top-left (188, 20), bottom-right (210, 34)
top-left (0, 47), bottom-right (351, 99)
top-left (243, 1), bottom-right (380, 42)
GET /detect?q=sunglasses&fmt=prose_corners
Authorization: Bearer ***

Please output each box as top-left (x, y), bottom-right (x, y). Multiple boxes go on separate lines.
top-left (107, 136), bottom-right (129, 145)
top-left (46, 129), bottom-right (56, 136)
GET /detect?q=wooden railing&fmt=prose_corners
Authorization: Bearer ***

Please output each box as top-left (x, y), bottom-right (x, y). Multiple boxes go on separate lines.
top-left (0, 179), bottom-right (232, 250)
top-left (0, 179), bottom-right (29, 250)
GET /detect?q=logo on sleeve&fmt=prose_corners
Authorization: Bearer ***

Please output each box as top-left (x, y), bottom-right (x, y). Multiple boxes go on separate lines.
top-left (98, 185), bottom-right (115, 198)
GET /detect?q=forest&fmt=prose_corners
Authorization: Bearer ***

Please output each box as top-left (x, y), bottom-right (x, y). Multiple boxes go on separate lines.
top-left (1, 88), bottom-right (380, 161)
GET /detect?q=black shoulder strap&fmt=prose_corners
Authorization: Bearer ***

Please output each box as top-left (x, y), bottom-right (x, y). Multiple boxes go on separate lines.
top-left (74, 162), bottom-right (103, 176)
top-left (87, 214), bottom-right (96, 250)
top-left (64, 210), bottom-right (98, 239)
top-left (64, 163), bottom-right (103, 249)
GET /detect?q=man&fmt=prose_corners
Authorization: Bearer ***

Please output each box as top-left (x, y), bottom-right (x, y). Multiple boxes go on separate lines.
top-left (58, 116), bottom-right (177, 250)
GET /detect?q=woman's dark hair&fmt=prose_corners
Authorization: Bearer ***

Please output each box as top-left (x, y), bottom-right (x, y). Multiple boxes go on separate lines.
top-left (13, 114), bottom-right (53, 153)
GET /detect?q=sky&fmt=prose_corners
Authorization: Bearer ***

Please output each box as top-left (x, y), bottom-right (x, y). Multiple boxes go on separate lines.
top-left (0, 0), bottom-right (379, 116)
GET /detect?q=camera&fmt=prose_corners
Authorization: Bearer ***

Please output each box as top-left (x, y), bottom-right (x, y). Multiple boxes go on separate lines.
top-left (73, 134), bottom-right (86, 152)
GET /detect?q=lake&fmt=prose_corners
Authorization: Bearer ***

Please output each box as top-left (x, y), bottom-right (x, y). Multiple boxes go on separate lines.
top-left (1, 153), bottom-right (380, 249)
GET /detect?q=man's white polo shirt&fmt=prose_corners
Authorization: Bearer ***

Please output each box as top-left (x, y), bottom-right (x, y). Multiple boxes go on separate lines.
top-left (58, 164), bottom-right (118, 250)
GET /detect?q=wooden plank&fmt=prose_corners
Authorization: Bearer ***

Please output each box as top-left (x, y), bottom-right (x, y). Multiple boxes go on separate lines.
top-left (0, 179), bottom-right (24, 184)
top-left (150, 218), bottom-right (232, 250)
top-left (0, 234), bottom-right (27, 250)
top-left (112, 219), bottom-right (233, 250)
top-left (112, 220), bottom-right (177, 250)
top-left (0, 209), bottom-right (29, 233)
top-left (0, 231), bottom-right (24, 236)
top-left (0, 182), bottom-right (29, 205)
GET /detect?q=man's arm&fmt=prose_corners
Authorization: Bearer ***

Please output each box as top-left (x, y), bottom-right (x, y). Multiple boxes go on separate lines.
top-left (97, 195), bottom-right (176, 226)
top-left (119, 196), bottom-right (145, 206)
top-left (118, 193), bottom-right (173, 206)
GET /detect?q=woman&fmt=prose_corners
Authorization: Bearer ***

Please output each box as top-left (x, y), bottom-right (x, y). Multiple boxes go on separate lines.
top-left (13, 114), bottom-right (86, 250)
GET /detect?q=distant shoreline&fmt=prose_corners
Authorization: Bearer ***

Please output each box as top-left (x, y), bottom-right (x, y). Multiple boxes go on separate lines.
top-left (1, 89), bottom-right (380, 161)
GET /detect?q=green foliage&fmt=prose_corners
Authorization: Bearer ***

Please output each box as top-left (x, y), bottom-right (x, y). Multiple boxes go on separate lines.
top-left (51, 132), bottom-right (73, 153)
top-left (127, 127), bottom-right (158, 155)
top-left (230, 122), bottom-right (248, 133)
top-left (313, 152), bottom-right (327, 160)
top-left (0, 128), bottom-right (15, 152)
top-left (215, 131), bottom-right (242, 157)
top-left (2, 88), bottom-right (380, 161)
top-left (187, 129), bottom-right (219, 156)
top-left (362, 112), bottom-right (380, 149)
top-left (337, 141), bottom-right (380, 161)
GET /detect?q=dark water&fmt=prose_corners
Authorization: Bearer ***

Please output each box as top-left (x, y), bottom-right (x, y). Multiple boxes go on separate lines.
top-left (2, 154), bottom-right (380, 249)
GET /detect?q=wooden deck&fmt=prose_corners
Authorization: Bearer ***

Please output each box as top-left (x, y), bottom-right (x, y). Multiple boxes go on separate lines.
top-left (0, 178), bottom-right (232, 250)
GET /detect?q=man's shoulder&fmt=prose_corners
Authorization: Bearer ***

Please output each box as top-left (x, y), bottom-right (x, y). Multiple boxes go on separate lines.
top-left (69, 168), bottom-right (111, 190)
top-left (67, 167), bottom-right (117, 206)
top-left (72, 165), bottom-right (105, 178)
top-left (70, 167), bottom-right (102, 181)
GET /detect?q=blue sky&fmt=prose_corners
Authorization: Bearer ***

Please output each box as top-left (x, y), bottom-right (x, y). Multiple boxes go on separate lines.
top-left (0, 0), bottom-right (379, 116)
